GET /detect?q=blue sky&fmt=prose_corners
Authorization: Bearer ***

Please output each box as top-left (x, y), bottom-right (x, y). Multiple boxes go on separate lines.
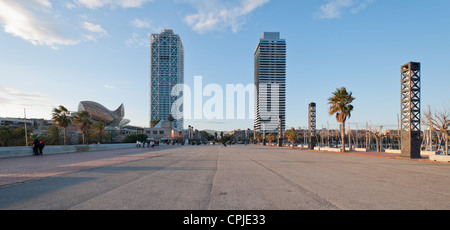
top-left (0, 0), bottom-right (449, 132)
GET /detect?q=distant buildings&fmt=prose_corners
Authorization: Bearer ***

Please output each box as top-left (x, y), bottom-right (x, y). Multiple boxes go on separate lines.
top-left (0, 100), bottom-right (139, 145)
top-left (150, 29), bottom-right (184, 131)
top-left (0, 117), bottom-right (52, 133)
top-left (254, 32), bottom-right (286, 133)
top-left (229, 129), bottom-right (251, 143)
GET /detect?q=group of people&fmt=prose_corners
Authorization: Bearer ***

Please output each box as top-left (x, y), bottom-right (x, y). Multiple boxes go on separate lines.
top-left (32, 139), bottom-right (45, 155)
top-left (136, 140), bottom-right (158, 148)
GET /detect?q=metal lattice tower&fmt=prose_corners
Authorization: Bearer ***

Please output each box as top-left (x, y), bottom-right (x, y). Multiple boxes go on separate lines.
top-left (150, 29), bottom-right (184, 131)
top-left (308, 103), bottom-right (317, 150)
top-left (400, 62), bottom-right (421, 158)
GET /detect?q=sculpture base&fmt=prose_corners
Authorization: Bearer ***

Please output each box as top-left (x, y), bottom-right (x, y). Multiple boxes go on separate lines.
top-left (401, 131), bottom-right (421, 159)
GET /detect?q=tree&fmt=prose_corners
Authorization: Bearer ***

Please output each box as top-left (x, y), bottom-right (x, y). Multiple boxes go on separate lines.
top-left (0, 127), bottom-right (32, 146)
top-left (266, 133), bottom-right (275, 144)
top-left (43, 125), bottom-right (61, 145)
top-left (90, 121), bottom-right (108, 144)
top-left (285, 127), bottom-right (297, 148)
top-left (52, 105), bottom-right (72, 145)
top-left (122, 134), bottom-right (148, 143)
top-left (370, 126), bottom-right (383, 152)
top-left (254, 133), bottom-right (261, 143)
top-left (11, 127), bottom-right (29, 146)
top-left (0, 126), bottom-right (12, 147)
top-left (151, 119), bottom-right (160, 128)
top-left (328, 87), bottom-right (355, 152)
top-left (72, 110), bottom-right (93, 145)
top-left (423, 107), bottom-right (450, 155)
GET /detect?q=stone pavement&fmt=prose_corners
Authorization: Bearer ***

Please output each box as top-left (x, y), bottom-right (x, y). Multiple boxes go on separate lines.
top-left (0, 145), bottom-right (181, 187)
top-left (326, 149), bottom-right (431, 161)
top-left (0, 144), bottom-right (442, 188)
top-left (1, 144), bottom-right (450, 210)
top-left (267, 145), bottom-right (434, 162)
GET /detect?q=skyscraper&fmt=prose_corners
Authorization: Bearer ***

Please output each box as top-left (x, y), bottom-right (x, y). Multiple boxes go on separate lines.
top-left (254, 32), bottom-right (286, 133)
top-left (150, 29), bottom-right (184, 130)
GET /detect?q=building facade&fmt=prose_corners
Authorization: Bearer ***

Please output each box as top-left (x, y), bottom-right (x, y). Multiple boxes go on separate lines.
top-left (144, 121), bottom-right (184, 142)
top-left (144, 121), bottom-right (173, 140)
top-left (0, 117), bottom-right (52, 132)
top-left (150, 29), bottom-right (184, 131)
top-left (254, 32), bottom-right (286, 133)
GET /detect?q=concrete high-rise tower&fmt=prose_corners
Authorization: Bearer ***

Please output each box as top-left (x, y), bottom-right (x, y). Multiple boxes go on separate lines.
top-left (254, 32), bottom-right (286, 133)
top-left (150, 29), bottom-right (184, 130)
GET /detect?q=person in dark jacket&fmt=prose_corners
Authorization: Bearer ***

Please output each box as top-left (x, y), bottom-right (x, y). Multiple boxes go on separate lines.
top-left (38, 141), bottom-right (45, 155)
top-left (32, 139), bottom-right (40, 155)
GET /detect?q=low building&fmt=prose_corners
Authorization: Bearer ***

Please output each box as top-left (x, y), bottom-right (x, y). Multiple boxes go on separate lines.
top-left (143, 121), bottom-right (183, 141)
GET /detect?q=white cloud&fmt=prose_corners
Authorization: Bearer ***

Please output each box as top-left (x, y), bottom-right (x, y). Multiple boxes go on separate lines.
top-left (0, 0), bottom-right (80, 48)
top-left (33, 0), bottom-right (52, 9)
top-left (316, 0), bottom-right (353, 19)
top-left (66, 2), bottom-right (77, 9)
top-left (125, 32), bottom-right (149, 48)
top-left (83, 21), bottom-right (108, 35)
top-left (103, 84), bottom-right (115, 89)
top-left (351, 0), bottom-right (374, 14)
top-left (0, 87), bottom-right (62, 119)
top-left (82, 21), bottom-right (108, 41)
top-left (315, 0), bottom-right (374, 20)
top-left (131, 18), bottom-right (151, 29)
top-left (126, 18), bottom-right (163, 48)
top-left (0, 87), bottom-right (56, 110)
top-left (74, 0), bottom-right (153, 9)
top-left (183, 0), bottom-right (270, 33)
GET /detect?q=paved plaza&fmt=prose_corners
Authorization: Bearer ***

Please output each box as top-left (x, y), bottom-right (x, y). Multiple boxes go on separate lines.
top-left (0, 145), bottom-right (449, 210)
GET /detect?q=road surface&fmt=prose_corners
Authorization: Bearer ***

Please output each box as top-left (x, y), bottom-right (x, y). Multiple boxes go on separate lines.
top-left (0, 145), bottom-right (449, 210)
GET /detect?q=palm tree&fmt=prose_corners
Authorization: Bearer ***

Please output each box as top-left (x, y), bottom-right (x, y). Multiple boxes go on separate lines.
top-left (72, 110), bottom-right (93, 145)
top-left (285, 127), bottom-right (297, 148)
top-left (44, 125), bottom-right (61, 145)
top-left (328, 87), bottom-right (355, 152)
top-left (91, 121), bottom-right (107, 144)
top-left (51, 105), bottom-right (72, 145)
top-left (266, 133), bottom-right (275, 145)
top-left (255, 133), bottom-right (261, 143)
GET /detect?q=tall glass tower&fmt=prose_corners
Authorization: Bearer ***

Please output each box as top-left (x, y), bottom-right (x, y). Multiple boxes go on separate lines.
top-left (150, 29), bottom-right (184, 130)
top-left (254, 32), bottom-right (286, 133)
